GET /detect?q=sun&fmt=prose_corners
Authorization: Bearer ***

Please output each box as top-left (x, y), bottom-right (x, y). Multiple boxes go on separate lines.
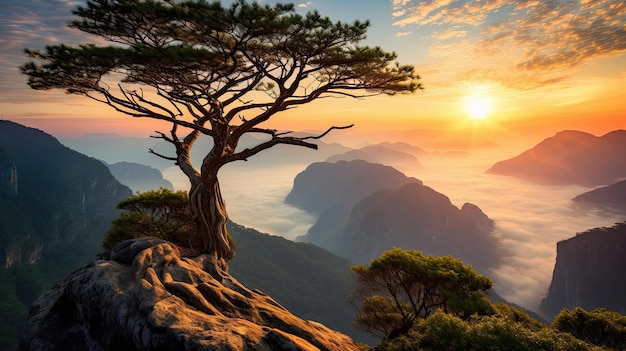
top-left (464, 96), bottom-right (492, 120)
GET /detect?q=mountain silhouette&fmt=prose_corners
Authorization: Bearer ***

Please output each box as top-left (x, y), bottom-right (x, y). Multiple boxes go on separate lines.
top-left (325, 144), bottom-right (420, 170)
top-left (336, 182), bottom-right (499, 273)
top-left (107, 161), bottom-right (174, 193)
top-left (288, 160), bottom-right (499, 273)
top-left (286, 159), bottom-right (421, 215)
top-left (572, 180), bottom-right (626, 212)
top-left (487, 130), bottom-right (626, 186)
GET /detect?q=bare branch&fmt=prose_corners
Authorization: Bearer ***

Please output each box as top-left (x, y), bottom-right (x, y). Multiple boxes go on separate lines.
top-left (299, 124), bottom-right (354, 141)
top-left (148, 148), bottom-right (177, 161)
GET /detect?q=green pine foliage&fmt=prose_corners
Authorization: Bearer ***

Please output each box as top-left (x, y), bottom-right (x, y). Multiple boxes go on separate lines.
top-left (552, 307), bottom-right (626, 350)
top-left (379, 304), bottom-right (600, 351)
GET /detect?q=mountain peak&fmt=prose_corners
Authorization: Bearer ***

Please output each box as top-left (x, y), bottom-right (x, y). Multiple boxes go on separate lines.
top-left (487, 129), bottom-right (626, 186)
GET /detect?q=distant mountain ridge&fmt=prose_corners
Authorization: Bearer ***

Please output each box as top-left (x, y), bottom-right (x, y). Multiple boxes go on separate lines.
top-left (325, 144), bottom-right (421, 170)
top-left (107, 161), bottom-right (174, 193)
top-left (487, 130), bottom-right (626, 186)
top-left (286, 159), bottom-right (422, 215)
top-left (288, 160), bottom-right (500, 274)
top-left (572, 180), bottom-right (626, 211)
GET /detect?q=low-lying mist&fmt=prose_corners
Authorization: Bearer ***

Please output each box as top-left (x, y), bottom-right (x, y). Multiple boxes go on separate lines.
top-left (162, 146), bottom-right (624, 315)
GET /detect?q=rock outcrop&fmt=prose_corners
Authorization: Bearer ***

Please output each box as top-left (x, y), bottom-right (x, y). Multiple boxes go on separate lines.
top-left (539, 222), bottom-right (626, 318)
top-left (0, 147), bottom-right (18, 194)
top-left (20, 238), bottom-right (362, 351)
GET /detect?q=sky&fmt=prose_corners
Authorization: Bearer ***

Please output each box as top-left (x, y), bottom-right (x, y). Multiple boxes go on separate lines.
top-left (0, 0), bottom-right (624, 143)
top-left (1, 0), bottom-right (625, 314)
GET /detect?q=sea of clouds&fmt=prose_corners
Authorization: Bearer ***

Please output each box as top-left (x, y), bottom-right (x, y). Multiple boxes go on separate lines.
top-left (163, 144), bottom-right (623, 315)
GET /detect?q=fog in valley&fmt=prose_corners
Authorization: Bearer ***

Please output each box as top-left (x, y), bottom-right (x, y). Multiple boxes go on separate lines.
top-left (67, 131), bottom-right (624, 315)
top-left (164, 140), bottom-right (622, 314)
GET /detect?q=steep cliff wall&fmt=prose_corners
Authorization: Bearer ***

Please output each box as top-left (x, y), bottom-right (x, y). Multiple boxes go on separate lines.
top-left (540, 222), bottom-right (626, 318)
top-left (0, 150), bottom-right (18, 195)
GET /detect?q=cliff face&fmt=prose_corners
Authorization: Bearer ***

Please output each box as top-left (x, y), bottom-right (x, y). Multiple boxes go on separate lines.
top-left (20, 238), bottom-right (362, 351)
top-left (540, 222), bottom-right (626, 318)
top-left (0, 148), bottom-right (18, 194)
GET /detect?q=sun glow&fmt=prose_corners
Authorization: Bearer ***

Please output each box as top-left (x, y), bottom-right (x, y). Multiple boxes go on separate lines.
top-left (464, 96), bottom-right (492, 120)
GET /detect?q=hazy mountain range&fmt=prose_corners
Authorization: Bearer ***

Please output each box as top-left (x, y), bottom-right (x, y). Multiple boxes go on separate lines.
top-left (573, 180), bottom-right (626, 212)
top-left (106, 161), bottom-right (173, 193)
top-left (2, 120), bottom-right (625, 349)
top-left (287, 160), bottom-right (500, 273)
top-left (487, 130), bottom-right (626, 186)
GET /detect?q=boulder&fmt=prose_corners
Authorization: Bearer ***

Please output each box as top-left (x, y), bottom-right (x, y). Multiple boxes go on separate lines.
top-left (20, 238), bottom-right (362, 351)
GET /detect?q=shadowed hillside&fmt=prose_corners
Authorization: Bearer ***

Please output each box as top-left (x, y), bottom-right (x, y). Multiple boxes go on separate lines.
top-left (0, 121), bottom-right (132, 350)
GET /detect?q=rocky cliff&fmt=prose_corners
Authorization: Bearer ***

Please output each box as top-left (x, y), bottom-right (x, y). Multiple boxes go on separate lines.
top-left (540, 222), bottom-right (626, 318)
top-left (20, 238), bottom-right (362, 351)
top-left (0, 147), bottom-right (18, 194)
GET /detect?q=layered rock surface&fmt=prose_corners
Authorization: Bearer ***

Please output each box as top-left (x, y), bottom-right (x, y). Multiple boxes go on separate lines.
top-left (20, 238), bottom-right (362, 351)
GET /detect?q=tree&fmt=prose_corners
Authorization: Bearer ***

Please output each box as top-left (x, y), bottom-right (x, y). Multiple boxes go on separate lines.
top-left (102, 188), bottom-right (199, 250)
top-left (379, 304), bottom-right (598, 351)
top-left (21, 0), bottom-right (421, 260)
top-left (351, 248), bottom-right (493, 340)
top-left (552, 307), bottom-right (626, 350)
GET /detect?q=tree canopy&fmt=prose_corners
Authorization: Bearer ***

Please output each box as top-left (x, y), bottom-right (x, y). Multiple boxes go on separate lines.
top-left (102, 188), bottom-right (198, 250)
top-left (21, 0), bottom-right (421, 259)
top-left (552, 307), bottom-right (626, 350)
top-left (351, 248), bottom-right (493, 340)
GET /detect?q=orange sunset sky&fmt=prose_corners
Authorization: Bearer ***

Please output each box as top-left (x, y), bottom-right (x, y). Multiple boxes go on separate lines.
top-left (0, 0), bottom-right (625, 145)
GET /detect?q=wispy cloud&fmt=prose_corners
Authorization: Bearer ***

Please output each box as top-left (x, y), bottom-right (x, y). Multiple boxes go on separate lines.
top-left (0, 0), bottom-right (102, 102)
top-left (298, 1), bottom-right (313, 8)
top-left (480, 1), bottom-right (626, 70)
top-left (395, 31), bottom-right (413, 37)
top-left (392, 0), bottom-right (626, 88)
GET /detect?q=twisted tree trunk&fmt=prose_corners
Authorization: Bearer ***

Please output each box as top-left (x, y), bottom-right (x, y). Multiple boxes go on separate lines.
top-left (188, 171), bottom-right (232, 260)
